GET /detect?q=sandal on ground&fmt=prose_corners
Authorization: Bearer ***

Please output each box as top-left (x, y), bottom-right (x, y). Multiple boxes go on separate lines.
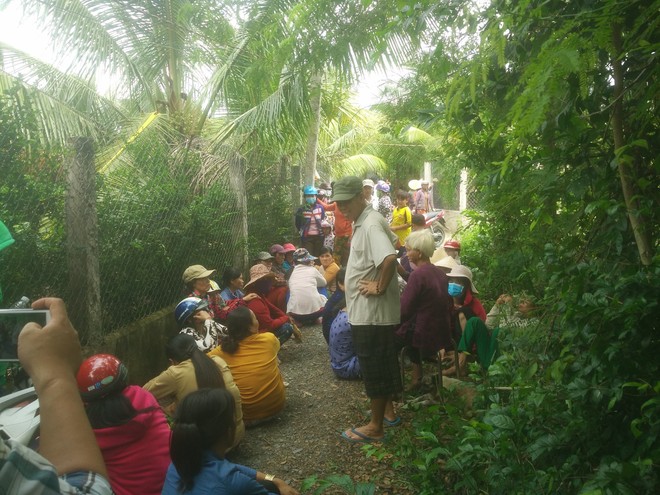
top-left (384, 416), bottom-right (401, 427)
top-left (340, 428), bottom-right (385, 444)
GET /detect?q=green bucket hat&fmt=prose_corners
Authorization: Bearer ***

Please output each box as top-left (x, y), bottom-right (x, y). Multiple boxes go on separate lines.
top-left (0, 220), bottom-right (14, 304)
top-left (331, 176), bottom-right (363, 202)
top-left (0, 221), bottom-right (14, 252)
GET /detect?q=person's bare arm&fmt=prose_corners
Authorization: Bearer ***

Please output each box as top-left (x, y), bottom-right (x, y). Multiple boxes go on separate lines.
top-left (255, 471), bottom-right (300, 495)
top-left (396, 261), bottom-right (410, 281)
top-left (442, 352), bottom-right (467, 376)
top-left (318, 199), bottom-right (336, 211)
top-left (18, 298), bottom-right (107, 478)
top-left (443, 313), bottom-right (468, 376)
top-left (390, 222), bottom-right (411, 232)
top-left (358, 254), bottom-right (398, 296)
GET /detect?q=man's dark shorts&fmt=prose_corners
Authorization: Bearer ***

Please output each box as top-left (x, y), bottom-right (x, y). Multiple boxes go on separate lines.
top-left (351, 324), bottom-right (402, 397)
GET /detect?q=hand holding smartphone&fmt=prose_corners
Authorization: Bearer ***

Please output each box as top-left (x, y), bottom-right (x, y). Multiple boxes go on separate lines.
top-left (0, 309), bottom-right (51, 361)
top-left (0, 309), bottom-right (51, 327)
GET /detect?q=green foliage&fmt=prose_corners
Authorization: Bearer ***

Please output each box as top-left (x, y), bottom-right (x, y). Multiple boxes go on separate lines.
top-left (96, 129), bottom-right (241, 331)
top-left (0, 88), bottom-right (243, 337)
top-left (372, 0), bottom-right (659, 492)
top-left (246, 168), bottom-right (296, 257)
top-left (0, 85), bottom-right (68, 306)
top-left (301, 474), bottom-right (376, 495)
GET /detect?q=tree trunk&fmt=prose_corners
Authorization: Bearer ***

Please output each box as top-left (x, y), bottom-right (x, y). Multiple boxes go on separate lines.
top-left (610, 23), bottom-right (653, 265)
top-left (65, 137), bottom-right (102, 345)
top-left (228, 155), bottom-right (249, 271)
top-left (303, 73), bottom-right (323, 185)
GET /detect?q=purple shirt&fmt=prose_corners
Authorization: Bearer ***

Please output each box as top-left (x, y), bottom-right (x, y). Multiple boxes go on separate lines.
top-left (396, 263), bottom-right (453, 351)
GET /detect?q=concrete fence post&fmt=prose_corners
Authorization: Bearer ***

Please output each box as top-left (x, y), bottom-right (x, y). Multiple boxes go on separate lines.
top-left (228, 155), bottom-right (249, 272)
top-left (65, 137), bottom-right (102, 345)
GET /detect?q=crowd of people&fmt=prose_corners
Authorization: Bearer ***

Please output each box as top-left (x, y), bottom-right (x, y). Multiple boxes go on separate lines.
top-left (0, 177), bottom-right (539, 494)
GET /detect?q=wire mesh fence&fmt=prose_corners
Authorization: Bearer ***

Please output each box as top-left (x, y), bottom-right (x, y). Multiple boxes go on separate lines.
top-left (0, 90), bottom-right (296, 345)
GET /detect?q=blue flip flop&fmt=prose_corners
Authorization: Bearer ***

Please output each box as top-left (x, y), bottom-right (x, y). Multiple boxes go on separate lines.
top-left (340, 428), bottom-right (384, 444)
top-left (384, 416), bottom-right (401, 427)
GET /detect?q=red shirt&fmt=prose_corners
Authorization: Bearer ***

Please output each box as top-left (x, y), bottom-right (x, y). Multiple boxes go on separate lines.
top-left (246, 295), bottom-right (290, 332)
top-left (461, 290), bottom-right (487, 322)
top-left (321, 200), bottom-right (352, 238)
top-left (93, 386), bottom-right (171, 495)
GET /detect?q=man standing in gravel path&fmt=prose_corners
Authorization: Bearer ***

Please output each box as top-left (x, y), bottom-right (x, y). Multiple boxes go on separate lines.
top-left (332, 176), bottom-right (402, 443)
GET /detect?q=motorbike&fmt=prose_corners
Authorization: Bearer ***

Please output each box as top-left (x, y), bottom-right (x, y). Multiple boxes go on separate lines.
top-left (423, 210), bottom-right (447, 248)
top-left (0, 386), bottom-right (40, 447)
top-left (0, 297), bottom-right (41, 447)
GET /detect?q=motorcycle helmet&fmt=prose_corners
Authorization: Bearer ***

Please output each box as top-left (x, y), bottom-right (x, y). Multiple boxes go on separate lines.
top-left (303, 185), bottom-right (318, 196)
top-left (443, 239), bottom-right (461, 251)
top-left (77, 354), bottom-right (128, 400)
top-left (175, 297), bottom-right (209, 326)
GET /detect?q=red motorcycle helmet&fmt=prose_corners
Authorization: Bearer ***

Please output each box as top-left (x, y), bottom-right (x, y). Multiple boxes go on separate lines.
top-left (76, 354), bottom-right (128, 401)
top-left (443, 239), bottom-right (461, 251)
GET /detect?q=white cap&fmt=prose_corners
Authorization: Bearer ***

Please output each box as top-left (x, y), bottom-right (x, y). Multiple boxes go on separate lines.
top-left (362, 179), bottom-right (375, 188)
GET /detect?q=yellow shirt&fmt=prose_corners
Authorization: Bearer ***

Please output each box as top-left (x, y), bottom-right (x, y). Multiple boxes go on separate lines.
top-left (208, 332), bottom-right (285, 422)
top-left (391, 206), bottom-right (412, 245)
top-left (317, 262), bottom-right (340, 293)
top-left (143, 356), bottom-right (244, 448)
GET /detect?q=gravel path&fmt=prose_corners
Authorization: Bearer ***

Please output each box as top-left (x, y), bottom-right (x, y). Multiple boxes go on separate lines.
top-left (229, 322), bottom-right (415, 494)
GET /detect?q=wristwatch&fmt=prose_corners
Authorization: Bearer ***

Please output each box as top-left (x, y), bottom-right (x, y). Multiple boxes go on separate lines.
top-left (264, 474), bottom-right (275, 482)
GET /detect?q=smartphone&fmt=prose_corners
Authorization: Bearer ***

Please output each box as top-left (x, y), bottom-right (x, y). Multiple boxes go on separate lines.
top-left (0, 310), bottom-right (51, 361)
top-left (0, 309), bottom-right (51, 327)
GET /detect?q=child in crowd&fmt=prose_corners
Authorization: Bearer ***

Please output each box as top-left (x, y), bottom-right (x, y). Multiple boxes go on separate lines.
top-left (207, 280), bottom-right (225, 310)
top-left (321, 219), bottom-right (335, 251)
top-left (390, 190), bottom-right (412, 256)
top-left (399, 214), bottom-right (428, 275)
top-left (162, 388), bottom-right (299, 494)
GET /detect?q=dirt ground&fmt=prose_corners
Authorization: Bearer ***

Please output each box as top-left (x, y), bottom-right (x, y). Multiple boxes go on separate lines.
top-left (229, 322), bottom-right (417, 494)
top-left (228, 213), bottom-right (466, 493)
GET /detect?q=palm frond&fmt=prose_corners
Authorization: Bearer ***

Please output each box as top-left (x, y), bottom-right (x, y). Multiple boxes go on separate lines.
top-left (334, 153), bottom-right (388, 177)
top-left (206, 71), bottom-right (309, 152)
top-left (0, 42), bottom-right (128, 146)
top-left (401, 126), bottom-right (438, 145)
top-left (7, 0), bottom-right (158, 104)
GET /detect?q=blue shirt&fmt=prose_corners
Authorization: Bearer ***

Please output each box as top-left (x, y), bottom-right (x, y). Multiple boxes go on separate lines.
top-left (162, 452), bottom-right (274, 494)
top-left (321, 289), bottom-right (345, 343)
top-left (329, 310), bottom-right (361, 380)
top-left (220, 287), bottom-right (244, 302)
